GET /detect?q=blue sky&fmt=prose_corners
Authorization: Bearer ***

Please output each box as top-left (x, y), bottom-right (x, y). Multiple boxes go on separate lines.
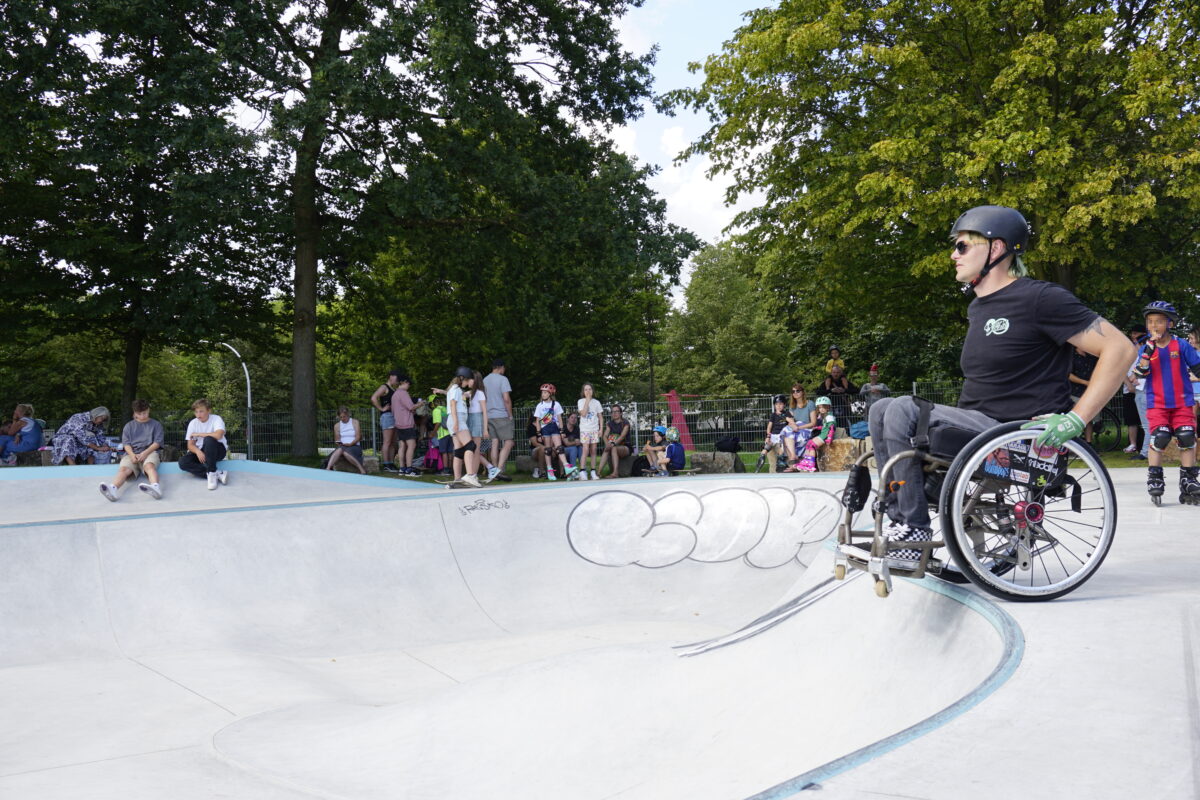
top-left (613, 0), bottom-right (769, 251)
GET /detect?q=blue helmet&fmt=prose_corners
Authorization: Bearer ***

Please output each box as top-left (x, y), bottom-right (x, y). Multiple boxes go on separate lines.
top-left (1142, 301), bottom-right (1179, 323)
top-left (653, 425), bottom-right (667, 436)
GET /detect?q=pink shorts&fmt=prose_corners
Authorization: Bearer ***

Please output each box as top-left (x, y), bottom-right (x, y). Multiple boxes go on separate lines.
top-left (1146, 405), bottom-right (1196, 431)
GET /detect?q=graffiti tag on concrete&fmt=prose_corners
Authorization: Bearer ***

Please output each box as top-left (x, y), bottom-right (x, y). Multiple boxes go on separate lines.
top-left (566, 487), bottom-right (843, 569)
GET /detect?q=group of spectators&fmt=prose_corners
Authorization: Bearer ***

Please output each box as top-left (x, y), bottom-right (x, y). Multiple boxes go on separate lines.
top-left (815, 347), bottom-right (892, 422)
top-left (338, 360), bottom-right (679, 485)
top-left (0, 398), bottom-right (233, 501)
top-left (751, 352), bottom-right (893, 473)
top-left (355, 363), bottom-right (520, 485)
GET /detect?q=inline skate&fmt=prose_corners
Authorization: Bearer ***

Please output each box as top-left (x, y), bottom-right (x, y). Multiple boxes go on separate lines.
top-left (1147, 466), bottom-right (1165, 506)
top-left (1180, 466), bottom-right (1200, 506)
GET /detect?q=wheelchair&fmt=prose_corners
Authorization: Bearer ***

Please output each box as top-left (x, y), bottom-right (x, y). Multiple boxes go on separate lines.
top-left (834, 413), bottom-right (1118, 602)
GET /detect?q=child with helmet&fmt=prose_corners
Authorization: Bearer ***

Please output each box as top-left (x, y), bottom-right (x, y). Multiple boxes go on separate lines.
top-left (793, 397), bottom-right (836, 472)
top-left (533, 383), bottom-right (578, 481)
top-left (756, 394), bottom-right (798, 472)
top-left (1132, 300), bottom-right (1200, 505)
top-left (654, 426), bottom-right (686, 476)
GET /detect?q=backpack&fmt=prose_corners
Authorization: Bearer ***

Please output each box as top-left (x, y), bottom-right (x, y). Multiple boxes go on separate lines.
top-left (715, 436), bottom-right (741, 453)
top-left (849, 420), bottom-right (870, 439)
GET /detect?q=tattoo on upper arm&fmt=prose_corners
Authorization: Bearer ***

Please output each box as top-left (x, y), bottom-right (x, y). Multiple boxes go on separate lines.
top-left (1082, 317), bottom-right (1105, 337)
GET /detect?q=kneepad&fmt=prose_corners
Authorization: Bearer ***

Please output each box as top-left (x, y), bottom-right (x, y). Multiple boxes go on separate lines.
top-left (1151, 426), bottom-right (1174, 452)
top-left (462, 441), bottom-right (477, 454)
top-left (1176, 425), bottom-right (1196, 450)
top-left (452, 443), bottom-right (467, 458)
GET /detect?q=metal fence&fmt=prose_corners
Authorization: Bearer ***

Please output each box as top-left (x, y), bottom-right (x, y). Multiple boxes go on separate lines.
top-left (45, 382), bottom-right (1136, 462)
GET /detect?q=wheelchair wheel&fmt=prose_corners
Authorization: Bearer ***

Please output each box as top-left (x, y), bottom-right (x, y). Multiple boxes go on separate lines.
top-left (938, 422), bottom-right (1117, 601)
top-left (1088, 405), bottom-right (1124, 453)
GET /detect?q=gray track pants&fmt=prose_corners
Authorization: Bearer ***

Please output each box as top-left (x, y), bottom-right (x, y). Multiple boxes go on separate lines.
top-left (867, 397), bottom-right (1000, 528)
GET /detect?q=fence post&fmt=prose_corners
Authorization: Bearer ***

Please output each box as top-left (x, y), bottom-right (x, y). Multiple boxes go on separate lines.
top-left (371, 407), bottom-right (377, 455)
top-left (912, 381), bottom-right (918, 397)
top-left (631, 401), bottom-right (639, 450)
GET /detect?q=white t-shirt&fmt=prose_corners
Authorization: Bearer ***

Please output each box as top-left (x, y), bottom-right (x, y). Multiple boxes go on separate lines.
top-left (447, 386), bottom-right (468, 432)
top-left (186, 414), bottom-right (228, 447)
top-left (534, 400), bottom-right (563, 427)
top-left (577, 398), bottom-right (603, 433)
top-left (483, 372), bottom-right (512, 419)
top-left (469, 389), bottom-right (486, 415)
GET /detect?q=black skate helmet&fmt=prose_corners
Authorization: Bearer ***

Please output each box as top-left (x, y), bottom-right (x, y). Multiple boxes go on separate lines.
top-left (454, 365), bottom-right (473, 380)
top-left (950, 205), bottom-right (1030, 295)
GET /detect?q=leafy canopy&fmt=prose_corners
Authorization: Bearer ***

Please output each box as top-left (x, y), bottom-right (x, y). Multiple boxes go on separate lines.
top-left (670, 0), bottom-right (1200, 334)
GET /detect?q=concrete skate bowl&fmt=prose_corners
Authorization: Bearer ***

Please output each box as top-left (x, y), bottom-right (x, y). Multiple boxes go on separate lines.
top-left (0, 466), bottom-right (1021, 799)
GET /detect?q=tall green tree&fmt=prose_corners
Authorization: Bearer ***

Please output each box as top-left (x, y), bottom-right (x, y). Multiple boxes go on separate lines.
top-left (671, 0), bottom-right (1200, 339)
top-left (338, 132), bottom-right (697, 402)
top-left (657, 242), bottom-right (794, 395)
top-left (0, 1), bottom-right (283, 419)
top-left (176, 0), bottom-right (656, 455)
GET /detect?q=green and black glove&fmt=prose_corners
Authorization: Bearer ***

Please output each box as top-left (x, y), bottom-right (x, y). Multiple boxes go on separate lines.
top-left (1020, 411), bottom-right (1085, 449)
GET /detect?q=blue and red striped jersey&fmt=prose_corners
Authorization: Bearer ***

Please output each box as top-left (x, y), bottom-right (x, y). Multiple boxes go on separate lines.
top-left (1145, 336), bottom-right (1200, 409)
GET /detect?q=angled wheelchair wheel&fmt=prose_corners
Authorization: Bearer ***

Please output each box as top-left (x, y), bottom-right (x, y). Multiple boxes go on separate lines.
top-left (938, 422), bottom-right (1117, 602)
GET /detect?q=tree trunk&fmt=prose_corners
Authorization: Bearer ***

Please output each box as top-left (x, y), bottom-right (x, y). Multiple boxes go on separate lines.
top-left (290, 128), bottom-right (321, 457)
top-left (1053, 262), bottom-right (1076, 294)
top-left (120, 329), bottom-right (144, 425)
top-left (288, 12), bottom-right (344, 458)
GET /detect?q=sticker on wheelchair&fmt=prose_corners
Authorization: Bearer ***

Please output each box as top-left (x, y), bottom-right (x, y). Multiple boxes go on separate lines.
top-left (981, 438), bottom-right (1067, 488)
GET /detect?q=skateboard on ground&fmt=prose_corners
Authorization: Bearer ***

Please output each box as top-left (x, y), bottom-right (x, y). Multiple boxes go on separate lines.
top-left (435, 478), bottom-right (483, 490)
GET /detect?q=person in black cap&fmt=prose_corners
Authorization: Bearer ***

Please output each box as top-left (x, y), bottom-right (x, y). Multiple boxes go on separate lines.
top-left (867, 205), bottom-right (1133, 566)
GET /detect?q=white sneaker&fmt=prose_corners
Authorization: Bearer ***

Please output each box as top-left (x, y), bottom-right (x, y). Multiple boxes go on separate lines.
top-left (461, 473), bottom-right (482, 488)
top-left (99, 483), bottom-right (119, 502)
top-left (207, 472), bottom-right (218, 490)
top-left (591, 470), bottom-right (599, 481)
top-left (579, 470), bottom-right (589, 481)
top-left (486, 465), bottom-right (501, 483)
top-left (138, 482), bottom-right (162, 500)
top-left (217, 470), bottom-right (228, 485)
top-left (532, 468), bottom-right (541, 479)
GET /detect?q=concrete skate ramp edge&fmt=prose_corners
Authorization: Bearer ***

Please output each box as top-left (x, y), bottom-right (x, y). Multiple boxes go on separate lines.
top-left (0, 464), bottom-right (1023, 800)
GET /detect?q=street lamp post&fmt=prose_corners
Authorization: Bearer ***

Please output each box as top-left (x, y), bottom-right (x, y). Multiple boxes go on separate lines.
top-left (201, 340), bottom-right (253, 460)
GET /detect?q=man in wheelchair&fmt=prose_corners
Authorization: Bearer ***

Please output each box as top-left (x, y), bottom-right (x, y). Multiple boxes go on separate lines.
top-left (866, 205), bottom-right (1135, 568)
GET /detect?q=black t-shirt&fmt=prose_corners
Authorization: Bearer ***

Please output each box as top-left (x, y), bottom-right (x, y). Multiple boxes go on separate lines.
top-left (958, 278), bottom-right (1099, 422)
top-left (769, 410), bottom-right (794, 434)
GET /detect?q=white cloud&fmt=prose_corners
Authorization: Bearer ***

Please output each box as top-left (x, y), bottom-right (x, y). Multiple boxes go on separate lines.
top-left (609, 125), bottom-right (639, 159)
top-left (659, 126), bottom-right (689, 160)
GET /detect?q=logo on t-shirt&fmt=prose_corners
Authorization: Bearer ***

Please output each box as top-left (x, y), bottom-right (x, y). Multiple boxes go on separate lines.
top-left (984, 317), bottom-right (1011, 336)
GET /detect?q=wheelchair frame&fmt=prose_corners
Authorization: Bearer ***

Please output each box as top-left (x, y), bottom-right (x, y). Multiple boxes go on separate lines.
top-left (834, 420), bottom-right (1118, 602)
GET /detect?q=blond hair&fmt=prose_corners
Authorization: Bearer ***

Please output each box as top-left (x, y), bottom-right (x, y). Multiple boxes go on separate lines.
top-left (956, 231), bottom-right (1027, 278)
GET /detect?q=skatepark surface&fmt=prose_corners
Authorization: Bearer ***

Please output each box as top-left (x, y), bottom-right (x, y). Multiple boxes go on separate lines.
top-left (1, 462), bottom-right (1197, 799)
